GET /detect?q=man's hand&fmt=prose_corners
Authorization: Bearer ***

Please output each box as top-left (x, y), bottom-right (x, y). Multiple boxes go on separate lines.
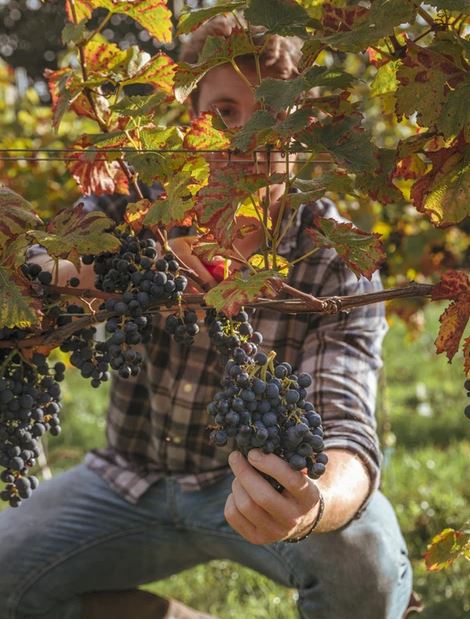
top-left (225, 449), bottom-right (321, 545)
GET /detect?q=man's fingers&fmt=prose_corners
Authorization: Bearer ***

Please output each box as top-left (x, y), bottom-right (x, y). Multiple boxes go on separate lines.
top-left (228, 452), bottom-right (296, 518)
top-left (246, 450), bottom-right (319, 507)
top-left (224, 493), bottom-right (259, 541)
top-left (231, 478), bottom-right (287, 536)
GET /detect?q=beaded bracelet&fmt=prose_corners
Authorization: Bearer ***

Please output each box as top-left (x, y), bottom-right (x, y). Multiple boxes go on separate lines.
top-left (283, 492), bottom-right (325, 543)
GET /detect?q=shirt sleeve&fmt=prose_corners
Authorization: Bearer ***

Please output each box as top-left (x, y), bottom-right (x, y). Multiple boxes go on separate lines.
top-left (295, 252), bottom-right (388, 505)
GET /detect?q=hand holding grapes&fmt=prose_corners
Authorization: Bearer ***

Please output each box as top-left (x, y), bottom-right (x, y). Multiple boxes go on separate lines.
top-left (226, 449), bottom-right (321, 545)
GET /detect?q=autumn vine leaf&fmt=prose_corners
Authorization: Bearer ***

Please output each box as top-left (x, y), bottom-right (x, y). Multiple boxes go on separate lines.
top-left (204, 270), bottom-right (280, 316)
top-left (410, 141), bottom-right (470, 226)
top-left (305, 217), bottom-right (386, 280)
top-left (177, 2), bottom-right (247, 35)
top-left (432, 270), bottom-right (470, 368)
top-left (0, 186), bottom-right (43, 247)
top-left (28, 204), bottom-right (121, 269)
top-left (174, 28), bottom-right (254, 102)
top-left (66, 139), bottom-right (129, 196)
top-left (66, 0), bottom-right (172, 43)
top-left (0, 267), bottom-right (42, 330)
top-left (424, 523), bottom-right (470, 572)
top-left (184, 112), bottom-right (231, 151)
top-left (195, 167), bottom-right (269, 247)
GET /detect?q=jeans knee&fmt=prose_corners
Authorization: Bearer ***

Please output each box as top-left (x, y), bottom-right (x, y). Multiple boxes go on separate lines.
top-left (298, 526), bottom-right (412, 619)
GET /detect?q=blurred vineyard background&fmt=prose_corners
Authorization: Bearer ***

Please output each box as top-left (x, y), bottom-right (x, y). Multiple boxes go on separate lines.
top-left (0, 0), bottom-right (469, 617)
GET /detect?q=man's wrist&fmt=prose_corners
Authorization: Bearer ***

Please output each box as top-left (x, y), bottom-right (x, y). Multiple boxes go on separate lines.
top-left (284, 491), bottom-right (325, 543)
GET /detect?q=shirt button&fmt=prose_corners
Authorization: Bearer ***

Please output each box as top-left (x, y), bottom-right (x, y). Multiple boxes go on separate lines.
top-left (183, 383), bottom-right (193, 393)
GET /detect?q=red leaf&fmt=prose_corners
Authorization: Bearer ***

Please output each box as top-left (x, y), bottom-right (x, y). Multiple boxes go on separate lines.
top-left (195, 167), bottom-right (268, 248)
top-left (67, 139), bottom-right (129, 196)
top-left (305, 217), bottom-right (385, 280)
top-left (204, 270), bottom-right (279, 316)
top-left (184, 112), bottom-right (230, 151)
top-left (432, 270), bottom-right (470, 301)
top-left (435, 296), bottom-right (470, 363)
top-left (124, 52), bottom-right (176, 95)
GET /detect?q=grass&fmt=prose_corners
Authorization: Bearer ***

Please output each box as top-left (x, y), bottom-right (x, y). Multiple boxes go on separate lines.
top-left (1, 304), bottom-right (469, 618)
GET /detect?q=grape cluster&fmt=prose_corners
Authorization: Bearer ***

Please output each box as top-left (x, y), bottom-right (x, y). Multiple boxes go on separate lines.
top-left (208, 346), bottom-right (327, 486)
top-left (165, 309), bottom-right (200, 346)
top-left (205, 309), bottom-right (262, 359)
top-left (465, 379), bottom-right (470, 420)
top-left (0, 349), bottom-right (63, 507)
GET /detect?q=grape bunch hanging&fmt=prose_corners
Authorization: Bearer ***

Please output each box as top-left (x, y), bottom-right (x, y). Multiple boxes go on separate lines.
top-left (207, 342), bottom-right (327, 487)
top-left (0, 229), bottom-right (327, 506)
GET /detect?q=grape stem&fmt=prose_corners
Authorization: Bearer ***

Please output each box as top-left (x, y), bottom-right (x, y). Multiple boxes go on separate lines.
top-left (0, 282), bottom-right (434, 351)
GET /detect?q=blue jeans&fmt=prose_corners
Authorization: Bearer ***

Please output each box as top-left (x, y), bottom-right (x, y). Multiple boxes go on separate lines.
top-left (0, 464), bottom-right (412, 619)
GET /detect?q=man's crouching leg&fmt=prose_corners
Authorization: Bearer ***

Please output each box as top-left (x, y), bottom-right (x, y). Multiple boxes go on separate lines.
top-left (276, 491), bottom-right (412, 619)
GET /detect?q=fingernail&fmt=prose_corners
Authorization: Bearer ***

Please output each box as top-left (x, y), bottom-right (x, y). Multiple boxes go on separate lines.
top-left (229, 451), bottom-right (240, 466)
top-left (248, 449), bottom-right (262, 462)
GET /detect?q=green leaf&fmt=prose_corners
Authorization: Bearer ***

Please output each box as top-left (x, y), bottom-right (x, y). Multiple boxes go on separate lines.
top-left (411, 144), bottom-right (470, 226)
top-left (65, 0), bottom-right (95, 22)
top-left (110, 92), bottom-right (166, 118)
top-left (295, 114), bottom-right (378, 173)
top-left (204, 270), bottom-right (280, 316)
top-left (196, 167), bottom-right (269, 247)
top-left (370, 61), bottom-right (399, 97)
top-left (29, 204), bottom-right (120, 269)
top-left (127, 152), bottom-right (171, 184)
top-left (322, 0), bottom-right (418, 52)
top-left (396, 41), bottom-right (465, 132)
top-left (174, 30), bottom-right (254, 102)
top-left (427, 1), bottom-right (470, 9)
top-left (0, 186), bottom-right (42, 248)
top-left (256, 66), bottom-right (355, 112)
top-left (305, 217), bottom-right (386, 279)
top-left (230, 110), bottom-right (277, 151)
top-left (244, 0), bottom-right (317, 37)
top-left (62, 20), bottom-right (88, 46)
top-left (144, 170), bottom-right (197, 228)
top-left (437, 78), bottom-right (470, 140)
top-left (0, 267), bottom-right (41, 329)
top-left (425, 525), bottom-right (470, 572)
top-left (177, 2), bottom-right (247, 35)
top-left (140, 126), bottom-right (183, 150)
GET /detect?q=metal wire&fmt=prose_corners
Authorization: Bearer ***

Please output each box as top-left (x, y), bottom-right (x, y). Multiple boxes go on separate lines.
top-left (0, 156), bottom-right (332, 163)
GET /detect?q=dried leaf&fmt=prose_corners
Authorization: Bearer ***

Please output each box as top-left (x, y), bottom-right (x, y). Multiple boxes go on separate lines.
top-left (432, 270), bottom-right (470, 301)
top-left (305, 217), bottom-right (385, 279)
top-left (435, 297), bottom-right (470, 363)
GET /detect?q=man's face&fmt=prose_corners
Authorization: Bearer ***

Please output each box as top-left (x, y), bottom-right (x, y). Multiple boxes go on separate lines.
top-left (194, 62), bottom-right (294, 207)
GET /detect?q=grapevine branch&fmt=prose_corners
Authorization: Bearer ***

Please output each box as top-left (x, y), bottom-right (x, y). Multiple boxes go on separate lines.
top-left (0, 282), bottom-right (434, 351)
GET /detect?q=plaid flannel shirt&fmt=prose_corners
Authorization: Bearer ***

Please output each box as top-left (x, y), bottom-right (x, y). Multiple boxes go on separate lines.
top-left (84, 197), bottom-right (388, 505)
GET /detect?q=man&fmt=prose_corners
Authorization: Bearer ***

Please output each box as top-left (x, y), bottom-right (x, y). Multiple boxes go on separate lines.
top-left (0, 15), bottom-right (417, 619)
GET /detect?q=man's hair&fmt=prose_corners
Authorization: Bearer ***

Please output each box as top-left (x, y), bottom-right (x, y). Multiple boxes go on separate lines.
top-left (178, 13), bottom-right (303, 111)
